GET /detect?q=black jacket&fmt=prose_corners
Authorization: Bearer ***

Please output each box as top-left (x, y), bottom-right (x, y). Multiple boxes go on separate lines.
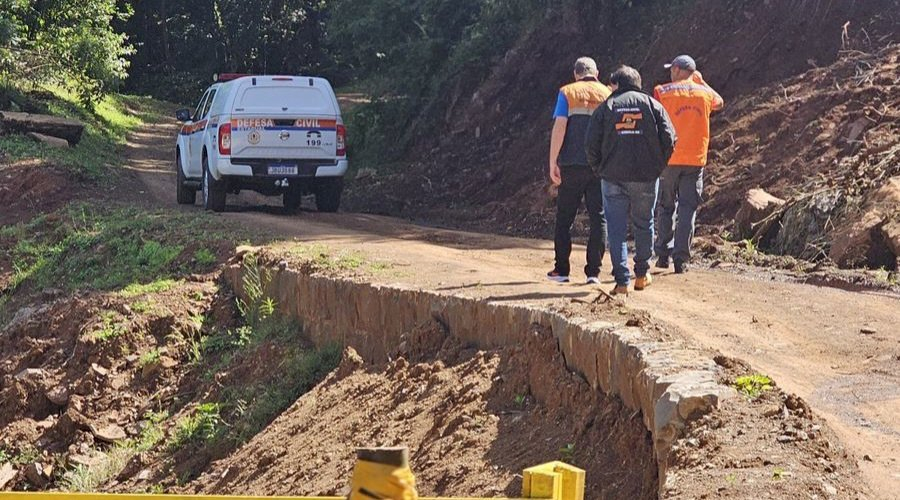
top-left (585, 86), bottom-right (677, 182)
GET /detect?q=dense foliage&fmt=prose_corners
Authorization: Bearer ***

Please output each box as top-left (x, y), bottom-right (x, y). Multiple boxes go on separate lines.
top-left (120, 0), bottom-right (552, 163)
top-left (1, 0), bottom-right (554, 162)
top-left (0, 0), bottom-right (133, 106)
top-left (328, 0), bottom-right (550, 164)
top-left (123, 0), bottom-right (333, 102)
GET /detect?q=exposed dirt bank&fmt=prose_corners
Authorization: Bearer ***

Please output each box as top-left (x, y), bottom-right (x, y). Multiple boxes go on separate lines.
top-left (186, 334), bottom-right (658, 499)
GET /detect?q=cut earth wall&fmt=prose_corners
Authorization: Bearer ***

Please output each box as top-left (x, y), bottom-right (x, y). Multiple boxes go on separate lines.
top-left (223, 261), bottom-right (732, 493)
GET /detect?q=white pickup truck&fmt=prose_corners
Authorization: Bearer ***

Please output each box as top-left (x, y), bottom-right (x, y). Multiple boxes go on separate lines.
top-left (174, 74), bottom-right (348, 212)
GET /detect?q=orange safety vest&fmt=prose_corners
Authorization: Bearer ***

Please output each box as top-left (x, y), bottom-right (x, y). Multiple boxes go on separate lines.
top-left (557, 79), bottom-right (611, 167)
top-left (653, 80), bottom-right (721, 167)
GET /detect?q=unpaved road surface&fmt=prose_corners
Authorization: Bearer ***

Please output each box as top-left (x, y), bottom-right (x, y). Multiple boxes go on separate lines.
top-left (129, 119), bottom-right (900, 497)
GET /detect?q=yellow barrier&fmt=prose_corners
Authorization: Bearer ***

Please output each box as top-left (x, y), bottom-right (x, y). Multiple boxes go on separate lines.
top-left (522, 462), bottom-right (585, 500)
top-left (0, 497), bottom-right (531, 500)
top-left (0, 461), bottom-right (584, 500)
top-left (0, 495), bottom-right (533, 500)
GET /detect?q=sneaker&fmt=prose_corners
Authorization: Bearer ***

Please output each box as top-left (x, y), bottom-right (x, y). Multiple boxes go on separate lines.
top-left (610, 284), bottom-right (629, 296)
top-left (674, 261), bottom-right (689, 274)
top-left (586, 276), bottom-right (601, 285)
top-left (634, 274), bottom-right (653, 291)
top-left (655, 256), bottom-right (670, 269)
top-left (547, 270), bottom-right (570, 283)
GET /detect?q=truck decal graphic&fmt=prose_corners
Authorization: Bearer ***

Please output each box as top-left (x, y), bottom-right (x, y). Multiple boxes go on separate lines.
top-left (231, 118), bottom-right (337, 132)
top-left (179, 119), bottom-right (208, 136)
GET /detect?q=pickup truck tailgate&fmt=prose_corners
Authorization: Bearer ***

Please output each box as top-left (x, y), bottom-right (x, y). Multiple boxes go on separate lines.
top-left (230, 115), bottom-right (337, 159)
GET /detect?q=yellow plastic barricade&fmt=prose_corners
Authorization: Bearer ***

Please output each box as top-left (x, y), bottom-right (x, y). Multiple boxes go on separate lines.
top-left (521, 462), bottom-right (585, 500)
top-left (0, 450), bottom-right (583, 500)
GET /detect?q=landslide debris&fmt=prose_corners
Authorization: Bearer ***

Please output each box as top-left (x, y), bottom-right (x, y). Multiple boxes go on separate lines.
top-left (710, 43), bottom-right (900, 270)
top-left (0, 280), bottom-right (218, 490)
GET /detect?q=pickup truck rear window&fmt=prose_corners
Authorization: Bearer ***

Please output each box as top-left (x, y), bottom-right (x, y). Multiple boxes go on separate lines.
top-left (237, 86), bottom-right (331, 113)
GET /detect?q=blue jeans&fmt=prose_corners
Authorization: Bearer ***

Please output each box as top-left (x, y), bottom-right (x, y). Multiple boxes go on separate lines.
top-left (655, 166), bottom-right (703, 263)
top-left (601, 179), bottom-right (659, 286)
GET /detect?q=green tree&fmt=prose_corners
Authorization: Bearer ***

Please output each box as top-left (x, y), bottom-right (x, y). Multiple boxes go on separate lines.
top-left (0, 0), bottom-right (133, 105)
top-left (123, 0), bottom-right (334, 101)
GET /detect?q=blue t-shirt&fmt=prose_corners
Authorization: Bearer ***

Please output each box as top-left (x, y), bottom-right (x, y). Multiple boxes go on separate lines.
top-left (552, 91), bottom-right (568, 119)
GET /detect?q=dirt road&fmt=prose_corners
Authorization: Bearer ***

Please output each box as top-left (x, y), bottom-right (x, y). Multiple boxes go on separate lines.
top-left (129, 119), bottom-right (900, 497)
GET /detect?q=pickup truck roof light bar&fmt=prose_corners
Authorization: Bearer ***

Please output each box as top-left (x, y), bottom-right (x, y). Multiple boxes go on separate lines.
top-left (213, 73), bottom-right (251, 82)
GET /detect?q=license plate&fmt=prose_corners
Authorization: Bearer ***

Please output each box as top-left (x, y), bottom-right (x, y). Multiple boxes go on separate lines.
top-left (268, 164), bottom-right (298, 175)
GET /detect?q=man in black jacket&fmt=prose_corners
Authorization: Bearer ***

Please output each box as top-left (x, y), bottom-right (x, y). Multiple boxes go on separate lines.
top-left (585, 65), bottom-right (677, 295)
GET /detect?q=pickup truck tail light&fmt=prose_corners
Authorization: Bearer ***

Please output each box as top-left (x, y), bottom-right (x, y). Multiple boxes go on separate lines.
top-left (218, 123), bottom-right (232, 155)
top-left (336, 124), bottom-right (346, 157)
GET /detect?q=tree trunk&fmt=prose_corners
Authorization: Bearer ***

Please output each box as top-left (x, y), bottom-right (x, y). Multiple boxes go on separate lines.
top-left (0, 111), bottom-right (85, 145)
top-left (162, 0), bottom-right (171, 67)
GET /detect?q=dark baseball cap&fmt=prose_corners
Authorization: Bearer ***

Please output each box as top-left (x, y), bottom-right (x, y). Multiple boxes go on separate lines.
top-left (664, 55), bottom-right (696, 71)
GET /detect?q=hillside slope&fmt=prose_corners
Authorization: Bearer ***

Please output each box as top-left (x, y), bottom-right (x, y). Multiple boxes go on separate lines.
top-left (345, 0), bottom-right (899, 267)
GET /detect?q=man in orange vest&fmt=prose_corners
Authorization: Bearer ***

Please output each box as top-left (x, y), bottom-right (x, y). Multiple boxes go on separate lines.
top-left (547, 57), bottom-right (612, 284)
top-left (653, 55), bottom-right (724, 274)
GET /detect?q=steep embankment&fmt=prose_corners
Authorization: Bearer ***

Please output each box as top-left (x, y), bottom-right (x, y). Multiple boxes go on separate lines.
top-left (345, 0), bottom-right (899, 267)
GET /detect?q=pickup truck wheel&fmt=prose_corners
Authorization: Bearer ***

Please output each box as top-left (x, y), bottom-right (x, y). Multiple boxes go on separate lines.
top-left (176, 153), bottom-right (196, 205)
top-left (314, 178), bottom-right (343, 213)
top-left (202, 157), bottom-right (226, 212)
top-left (283, 188), bottom-right (303, 214)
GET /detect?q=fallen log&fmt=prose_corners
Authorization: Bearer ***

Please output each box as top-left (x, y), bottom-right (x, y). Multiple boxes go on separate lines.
top-left (0, 111), bottom-right (84, 145)
top-left (28, 131), bottom-right (69, 148)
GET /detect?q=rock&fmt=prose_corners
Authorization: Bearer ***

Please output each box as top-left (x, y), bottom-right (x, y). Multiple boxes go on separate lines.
top-left (27, 131), bottom-right (70, 148)
top-left (159, 356), bottom-right (179, 369)
top-left (23, 463), bottom-right (47, 487)
top-left (46, 386), bottom-right (70, 406)
top-left (126, 421), bottom-right (148, 437)
top-left (35, 417), bottom-right (55, 430)
top-left (774, 189), bottom-right (844, 260)
top-left (0, 462), bottom-right (16, 489)
top-left (91, 423), bottom-right (127, 443)
top-left (136, 469), bottom-right (151, 481)
top-left (3, 304), bottom-right (50, 333)
top-left (68, 454), bottom-right (102, 468)
top-left (860, 327), bottom-right (876, 335)
top-left (784, 394), bottom-right (812, 418)
top-left (823, 482), bottom-right (838, 496)
top-left (90, 363), bottom-right (109, 377)
top-left (777, 434), bottom-right (794, 443)
top-left (57, 407), bottom-right (91, 435)
top-left (734, 189), bottom-right (786, 240)
top-left (109, 376), bottom-right (127, 390)
top-left (762, 403), bottom-right (782, 418)
top-left (14, 368), bottom-right (45, 382)
top-left (830, 176), bottom-right (900, 269)
top-left (882, 220), bottom-right (900, 257)
top-left (235, 245), bottom-right (262, 258)
top-left (142, 356), bottom-right (177, 378)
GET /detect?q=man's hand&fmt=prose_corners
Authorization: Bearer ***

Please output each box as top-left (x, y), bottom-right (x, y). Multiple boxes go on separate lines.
top-left (693, 70), bottom-right (725, 110)
top-left (549, 161), bottom-right (562, 186)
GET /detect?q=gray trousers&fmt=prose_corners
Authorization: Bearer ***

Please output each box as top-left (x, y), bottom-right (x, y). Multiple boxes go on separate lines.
top-left (655, 166), bottom-right (703, 262)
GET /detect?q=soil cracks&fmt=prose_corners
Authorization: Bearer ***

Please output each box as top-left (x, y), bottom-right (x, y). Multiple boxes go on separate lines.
top-left (128, 118), bottom-right (900, 498)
